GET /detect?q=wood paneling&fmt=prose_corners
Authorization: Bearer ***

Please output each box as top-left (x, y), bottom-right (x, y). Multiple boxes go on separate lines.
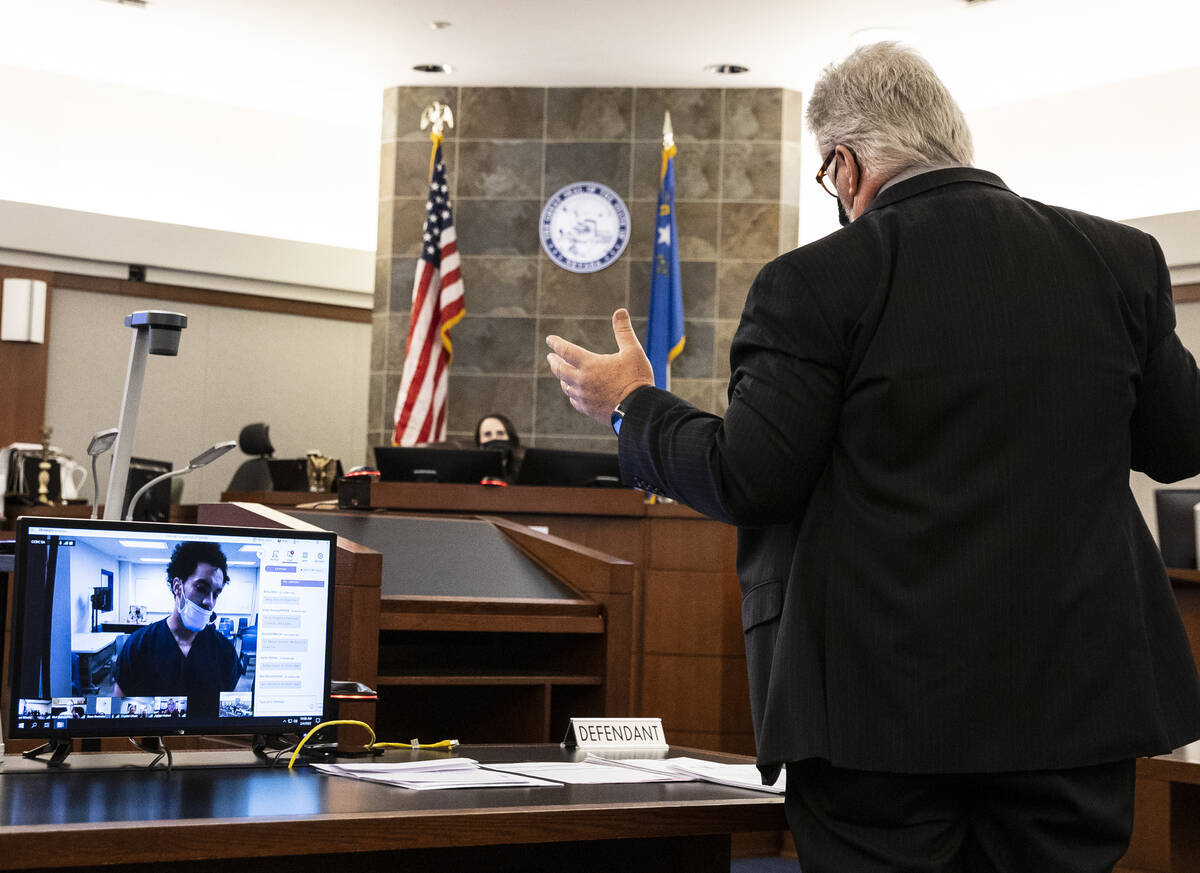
top-left (641, 653), bottom-right (752, 734)
top-left (646, 516), bottom-right (738, 571)
top-left (52, 270), bottom-right (370, 323)
top-left (642, 569), bottom-right (741, 656)
top-left (0, 266), bottom-right (53, 445)
top-left (1119, 777), bottom-right (1171, 872)
top-left (1170, 582), bottom-right (1200, 678)
top-left (1174, 283), bottom-right (1200, 305)
top-left (672, 730), bottom-right (758, 758)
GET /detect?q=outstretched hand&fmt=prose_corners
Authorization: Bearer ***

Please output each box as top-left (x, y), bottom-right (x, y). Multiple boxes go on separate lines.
top-left (546, 308), bottom-right (655, 425)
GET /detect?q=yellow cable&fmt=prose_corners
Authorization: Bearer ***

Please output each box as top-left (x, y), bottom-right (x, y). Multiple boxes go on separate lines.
top-left (370, 739), bottom-right (459, 751)
top-left (287, 719), bottom-right (376, 770)
top-left (286, 721), bottom-right (460, 769)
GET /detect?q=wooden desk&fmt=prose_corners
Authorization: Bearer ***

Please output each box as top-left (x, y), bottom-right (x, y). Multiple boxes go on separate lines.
top-left (0, 744), bottom-right (786, 872)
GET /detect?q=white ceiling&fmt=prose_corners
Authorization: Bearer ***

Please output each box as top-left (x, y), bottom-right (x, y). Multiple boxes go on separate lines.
top-left (4, 0), bottom-right (1199, 129)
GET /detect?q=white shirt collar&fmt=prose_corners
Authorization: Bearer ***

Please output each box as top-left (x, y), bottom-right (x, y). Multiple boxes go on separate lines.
top-left (877, 162), bottom-right (965, 196)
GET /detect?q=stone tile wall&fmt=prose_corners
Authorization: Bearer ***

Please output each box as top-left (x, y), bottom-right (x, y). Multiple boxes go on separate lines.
top-left (369, 86), bottom-right (805, 456)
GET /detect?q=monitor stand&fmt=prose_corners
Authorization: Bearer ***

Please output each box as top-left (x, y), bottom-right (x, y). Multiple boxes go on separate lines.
top-left (22, 738), bottom-right (74, 767)
top-left (19, 736), bottom-right (173, 770)
top-left (252, 733), bottom-right (337, 765)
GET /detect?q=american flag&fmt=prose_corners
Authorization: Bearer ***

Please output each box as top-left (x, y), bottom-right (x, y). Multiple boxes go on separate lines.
top-left (393, 140), bottom-right (465, 445)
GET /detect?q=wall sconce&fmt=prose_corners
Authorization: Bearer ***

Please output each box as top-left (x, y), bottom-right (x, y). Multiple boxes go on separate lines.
top-left (1, 278), bottom-right (47, 343)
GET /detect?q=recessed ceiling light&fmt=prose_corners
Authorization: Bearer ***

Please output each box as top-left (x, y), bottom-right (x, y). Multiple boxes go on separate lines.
top-left (429, 21), bottom-right (452, 30)
top-left (704, 64), bottom-right (750, 75)
top-left (119, 540), bottom-right (166, 549)
top-left (412, 64), bottom-right (453, 74)
top-left (102, 0), bottom-right (149, 7)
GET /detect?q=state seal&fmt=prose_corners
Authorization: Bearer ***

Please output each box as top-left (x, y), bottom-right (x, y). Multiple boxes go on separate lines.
top-left (539, 182), bottom-right (630, 273)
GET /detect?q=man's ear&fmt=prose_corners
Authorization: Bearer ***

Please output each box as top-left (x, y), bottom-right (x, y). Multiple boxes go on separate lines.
top-left (835, 144), bottom-right (858, 197)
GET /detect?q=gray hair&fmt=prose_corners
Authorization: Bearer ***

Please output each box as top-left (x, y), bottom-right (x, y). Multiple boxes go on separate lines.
top-left (806, 42), bottom-right (974, 179)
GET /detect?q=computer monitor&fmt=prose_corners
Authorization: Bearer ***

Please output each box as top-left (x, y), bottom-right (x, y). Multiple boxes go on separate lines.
top-left (266, 458), bottom-right (345, 492)
top-left (7, 516), bottom-right (337, 748)
top-left (373, 446), bottom-right (506, 483)
top-left (513, 447), bottom-right (623, 488)
top-left (1155, 489), bottom-right (1200, 569)
top-left (122, 457), bottom-right (172, 521)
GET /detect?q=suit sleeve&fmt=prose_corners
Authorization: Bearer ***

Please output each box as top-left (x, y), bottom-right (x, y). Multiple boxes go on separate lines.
top-left (619, 259), bottom-right (843, 527)
top-left (1130, 235), bottom-right (1200, 482)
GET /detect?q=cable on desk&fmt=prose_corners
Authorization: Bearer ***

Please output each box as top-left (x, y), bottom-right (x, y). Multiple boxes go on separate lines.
top-left (288, 720), bottom-right (376, 769)
top-left (287, 721), bottom-right (460, 769)
top-left (371, 739), bottom-right (459, 751)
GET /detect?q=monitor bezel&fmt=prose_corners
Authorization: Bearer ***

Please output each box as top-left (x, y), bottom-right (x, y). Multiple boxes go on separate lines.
top-left (373, 445), bottom-right (506, 484)
top-left (6, 516), bottom-right (338, 740)
top-left (513, 447), bottom-right (623, 488)
top-left (1155, 488), bottom-right (1200, 569)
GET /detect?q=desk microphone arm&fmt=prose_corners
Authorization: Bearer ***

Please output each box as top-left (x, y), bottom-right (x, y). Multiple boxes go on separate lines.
top-left (124, 441), bottom-right (236, 522)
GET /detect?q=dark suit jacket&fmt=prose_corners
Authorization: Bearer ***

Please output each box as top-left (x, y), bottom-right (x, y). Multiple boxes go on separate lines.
top-left (619, 167), bottom-right (1200, 776)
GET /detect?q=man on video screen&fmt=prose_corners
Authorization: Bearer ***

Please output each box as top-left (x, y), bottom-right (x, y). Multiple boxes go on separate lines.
top-left (114, 541), bottom-right (242, 718)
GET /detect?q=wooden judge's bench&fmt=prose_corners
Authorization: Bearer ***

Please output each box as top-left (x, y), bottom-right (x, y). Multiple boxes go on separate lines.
top-left (222, 482), bottom-right (752, 755)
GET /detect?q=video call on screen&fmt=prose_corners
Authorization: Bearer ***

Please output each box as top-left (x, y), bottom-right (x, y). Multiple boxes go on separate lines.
top-left (12, 524), bottom-right (332, 733)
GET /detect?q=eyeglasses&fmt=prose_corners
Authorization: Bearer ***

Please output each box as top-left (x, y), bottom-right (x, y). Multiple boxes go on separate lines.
top-left (815, 149), bottom-right (839, 198)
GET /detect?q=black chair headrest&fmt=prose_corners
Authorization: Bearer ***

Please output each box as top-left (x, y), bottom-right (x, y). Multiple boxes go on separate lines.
top-left (238, 423), bottom-right (274, 457)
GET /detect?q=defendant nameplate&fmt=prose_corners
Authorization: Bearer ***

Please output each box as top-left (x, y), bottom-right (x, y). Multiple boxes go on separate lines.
top-left (562, 717), bottom-right (668, 750)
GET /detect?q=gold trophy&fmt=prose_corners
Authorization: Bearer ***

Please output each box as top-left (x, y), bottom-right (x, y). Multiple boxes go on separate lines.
top-left (305, 451), bottom-right (334, 492)
top-left (36, 426), bottom-right (54, 505)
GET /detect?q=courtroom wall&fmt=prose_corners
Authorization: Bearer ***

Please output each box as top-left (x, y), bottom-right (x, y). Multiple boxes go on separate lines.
top-left (42, 288), bottom-right (370, 506)
top-left (369, 86), bottom-right (804, 456)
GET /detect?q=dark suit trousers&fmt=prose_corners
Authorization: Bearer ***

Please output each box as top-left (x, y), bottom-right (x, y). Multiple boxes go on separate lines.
top-left (784, 758), bottom-right (1135, 873)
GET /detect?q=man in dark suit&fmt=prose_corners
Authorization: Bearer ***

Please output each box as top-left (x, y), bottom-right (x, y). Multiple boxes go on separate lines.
top-left (546, 42), bottom-right (1200, 872)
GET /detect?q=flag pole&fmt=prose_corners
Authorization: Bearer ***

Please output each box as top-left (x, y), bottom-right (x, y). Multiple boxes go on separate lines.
top-left (647, 109), bottom-right (684, 392)
top-left (661, 110), bottom-right (676, 180)
top-left (420, 100), bottom-right (454, 173)
top-left (392, 101), bottom-right (465, 446)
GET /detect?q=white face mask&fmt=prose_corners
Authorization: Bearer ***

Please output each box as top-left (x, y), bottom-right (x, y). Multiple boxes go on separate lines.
top-left (177, 592), bottom-right (212, 633)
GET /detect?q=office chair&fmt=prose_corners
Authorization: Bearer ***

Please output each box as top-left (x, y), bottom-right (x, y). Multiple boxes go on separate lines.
top-left (226, 423), bottom-right (274, 492)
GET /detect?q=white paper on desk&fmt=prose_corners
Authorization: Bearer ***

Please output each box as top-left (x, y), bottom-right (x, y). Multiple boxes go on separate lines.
top-left (315, 758), bottom-right (479, 774)
top-left (483, 760), bottom-right (691, 785)
top-left (583, 754), bottom-right (698, 780)
top-left (589, 754), bottom-right (785, 794)
top-left (660, 757), bottom-right (785, 794)
top-left (312, 758), bottom-right (557, 790)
